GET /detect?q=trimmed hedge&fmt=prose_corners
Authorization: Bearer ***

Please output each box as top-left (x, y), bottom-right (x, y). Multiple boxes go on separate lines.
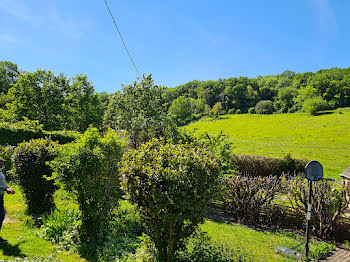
top-left (0, 121), bottom-right (80, 146)
top-left (232, 153), bottom-right (308, 177)
top-left (12, 138), bottom-right (58, 214)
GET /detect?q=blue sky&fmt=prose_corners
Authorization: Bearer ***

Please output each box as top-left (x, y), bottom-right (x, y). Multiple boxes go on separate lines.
top-left (1, 0), bottom-right (349, 93)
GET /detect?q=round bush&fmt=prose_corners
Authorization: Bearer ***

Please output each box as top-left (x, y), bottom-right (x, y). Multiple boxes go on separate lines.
top-left (12, 138), bottom-right (58, 214)
top-left (120, 138), bottom-right (221, 262)
top-left (255, 100), bottom-right (274, 114)
top-left (248, 107), bottom-right (255, 114)
top-left (228, 109), bottom-right (235, 114)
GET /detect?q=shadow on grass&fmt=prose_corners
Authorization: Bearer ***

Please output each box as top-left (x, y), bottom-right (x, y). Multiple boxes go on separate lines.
top-left (315, 111), bottom-right (335, 116)
top-left (209, 116), bottom-right (230, 121)
top-left (0, 240), bottom-right (26, 258)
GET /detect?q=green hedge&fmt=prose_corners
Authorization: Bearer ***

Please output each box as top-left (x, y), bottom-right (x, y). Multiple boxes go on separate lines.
top-left (0, 121), bottom-right (80, 145)
top-left (232, 153), bottom-right (308, 177)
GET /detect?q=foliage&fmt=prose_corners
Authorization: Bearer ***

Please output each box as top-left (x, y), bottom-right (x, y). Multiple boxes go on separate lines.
top-left (41, 209), bottom-right (80, 248)
top-left (288, 176), bottom-right (349, 239)
top-left (50, 127), bottom-right (126, 257)
top-left (7, 70), bottom-right (69, 130)
top-left (255, 100), bottom-right (274, 114)
top-left (64, 74), bottom-right (104, 132)
top-left (0, 120), bottom-right (80, 146)
top-left (220, 175), bottom-right (284, 225)
top-left (12, 138), bottom-right (58, 214)
top-left (0, 61), bottom-right (19, 94)
top-left (0, 144), bottom-right (16, 181)
top-left (5, 69), bottom-right (103, 132)
top-left (166, 67), bottom-right (350, 124)
top-left (97, 201), bottom-right (144, 261)
top-left (210, 102), bottom-right (223, 118)
top-left (232, 154), bottom-right (308, 177)
top-left (228, 108), bottom-right (235, 114)
top-left (168, 96), bottom-right (192, 125)
top-left (247, 107), bottom-right (255, 114)
top-left (120, 138), bottom-right (221, 262)
top-left (302, 96), bottom-right (329, 115)
top-left (104, 74), bottom-right (175, 149)
top-left (175, 230), bottom-right (249, 262)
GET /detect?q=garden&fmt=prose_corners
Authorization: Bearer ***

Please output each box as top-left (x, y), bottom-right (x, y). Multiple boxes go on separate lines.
top-left (0, 74), bottom-right (349, 261)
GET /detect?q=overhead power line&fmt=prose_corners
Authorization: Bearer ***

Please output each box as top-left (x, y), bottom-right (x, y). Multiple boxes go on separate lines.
top-left (103, 0), bottom-right (141, 78)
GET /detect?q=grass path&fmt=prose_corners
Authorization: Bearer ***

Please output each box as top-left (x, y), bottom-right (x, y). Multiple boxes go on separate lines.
top-left (185, 108), bottom-right (350, 179)
top-left (0, 184), bottom-right (84, 261)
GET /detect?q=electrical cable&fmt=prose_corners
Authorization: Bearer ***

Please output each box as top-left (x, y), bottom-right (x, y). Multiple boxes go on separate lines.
top-left (103, 0), bottom-right (141, 79)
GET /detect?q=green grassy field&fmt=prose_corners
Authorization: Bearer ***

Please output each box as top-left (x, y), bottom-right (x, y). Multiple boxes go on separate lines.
top-left (185, 108), bottom-right (350, 179)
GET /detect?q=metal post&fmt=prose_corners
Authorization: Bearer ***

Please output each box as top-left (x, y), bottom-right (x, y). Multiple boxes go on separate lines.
top-left (305, 179), bottom-right (312, 261)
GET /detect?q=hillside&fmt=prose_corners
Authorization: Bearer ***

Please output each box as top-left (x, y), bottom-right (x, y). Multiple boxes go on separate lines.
top-left (185, 108), bottom-right (350, 178)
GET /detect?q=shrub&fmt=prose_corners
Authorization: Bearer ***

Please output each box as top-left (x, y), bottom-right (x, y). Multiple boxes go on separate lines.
top-left (41, 208), bottom-right (80, 248)
top-left (0, 145), bottom-right (16, 181)
top-left (302, 96), bottom-right (329, 115)
top-left (288, 176), bottom-right (349, 239)
top-left (175, 230), bottom-right (249, 262)
top-left (232, 154), bottom-right (308, 177)
top-left (0, 120), bottom-right (79, 146)
top-left (97, 201), bottom-right (144, 261)
top-left (50, 128), bottom-right (126, 257)
top-left (255, 100), bottom-right (274, 114)
top-left (12, 138), bottom-right (58, 214)
top-left (120, 138), bottom-right (221, 262)
top-left (235, 109), bottom-right (241, 114)
top-left (228, 109), bottom-right (235, 114)
top-left (220, 175), bottom-right (284, 225)
top-left (248, 107), bottom-right (255, 114)
top-left (210, 102), bottom-right (223, 118)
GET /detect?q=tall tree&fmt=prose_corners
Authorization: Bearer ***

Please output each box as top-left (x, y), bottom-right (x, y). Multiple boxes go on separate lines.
top-left (0, 61), bottom-right (19, 94)
top-left (104, 74), bottom-right (174, 148)
top-left (65, 74), bottom-right (103, 132)
top-left (7, 70), bottom-right (68, 130)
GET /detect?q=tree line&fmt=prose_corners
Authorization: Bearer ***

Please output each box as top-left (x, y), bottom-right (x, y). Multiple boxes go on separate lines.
top-left (2, 60), bottom-right (350, 133)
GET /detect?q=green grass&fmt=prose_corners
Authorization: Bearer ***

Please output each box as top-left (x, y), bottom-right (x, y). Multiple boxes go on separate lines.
top-left (0, 184), bottom-right (334, 261)
top-left (0, 183), bottom-right (84, 261)
top-left (201, 220), bottom-right (334, 262)
top-left (185, 108), bottom-right (350, 178)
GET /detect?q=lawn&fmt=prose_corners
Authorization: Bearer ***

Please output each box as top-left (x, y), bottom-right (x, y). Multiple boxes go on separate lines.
top-left (0, 183), bottom-right (84, 261)
top-left (185, 107), bottom-right (350, 179)
top-left (0, 183), bottom-right (334, 261)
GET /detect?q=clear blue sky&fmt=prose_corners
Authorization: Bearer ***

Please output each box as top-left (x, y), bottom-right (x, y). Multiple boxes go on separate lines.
top-left (1, 0), bottom-right (349, 93)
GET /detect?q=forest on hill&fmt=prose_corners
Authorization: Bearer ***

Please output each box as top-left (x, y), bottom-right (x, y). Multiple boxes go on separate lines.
top-left (1, 60), bottom-right (350, 131)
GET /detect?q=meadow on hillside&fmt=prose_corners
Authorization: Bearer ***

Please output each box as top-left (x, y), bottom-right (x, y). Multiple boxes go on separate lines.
top-left (185, 108), bottom-right (350, 179)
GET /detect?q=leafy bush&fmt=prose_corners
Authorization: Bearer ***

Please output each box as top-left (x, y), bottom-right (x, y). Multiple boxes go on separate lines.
top-left (228, 109), bottom-right (235, 114)
top-left (210, 102), bottom-right (223, 118)
top-left (0, 120), bottom-right (79, 146)
top-left (41, 209), bottom-right (80, 249)
top-left (220, 175), bottom-right (284, 225)
top-left (12, 138), bottom-right (58, 214)
top-left (50, 128), bottom-right (126, 257)
top-left (104, 74), bottom-right (174, 149)
top-left (97, 201), bottom-right (144, 261)
top-left (235, 109), bottom-right (241, 114)
top-left (255, 100), bottom-right (274, 114)
top-left (302, 96), bottom-right (329, 115)
top-left (120, 138), bottom-right (221, 262)
top-left (248, 107), bottom-right (255, 114)
top-left (0, 144), bottom-right (16, 181)
top-left (232, 154), bottom-right (308, 177)
top-left (288, 176), bottom-right (349, 239)
top-left (175, 230), bottom-right (250, 262)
